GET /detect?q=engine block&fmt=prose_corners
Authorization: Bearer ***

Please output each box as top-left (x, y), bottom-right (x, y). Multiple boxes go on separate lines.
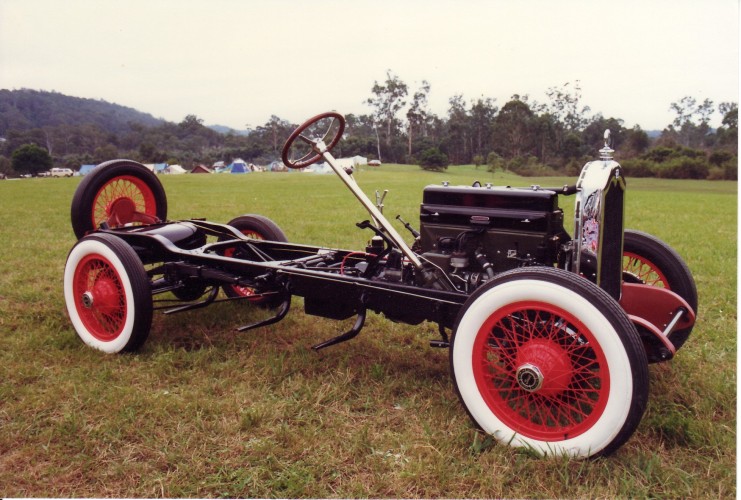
top-left (418, 183), bottom-right (570, 278)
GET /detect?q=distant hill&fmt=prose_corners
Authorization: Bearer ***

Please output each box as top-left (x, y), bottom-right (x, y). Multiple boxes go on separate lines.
top-left (0, 88), bottom-right (165, 136)
top-left (207, 124), bottom-right (251, 136)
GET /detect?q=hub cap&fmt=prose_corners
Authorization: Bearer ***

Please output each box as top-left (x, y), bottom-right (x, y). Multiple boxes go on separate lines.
top-left (81, 291), bottom-right (94, 309)
top-left (516, 363), bottom-right (543, 392)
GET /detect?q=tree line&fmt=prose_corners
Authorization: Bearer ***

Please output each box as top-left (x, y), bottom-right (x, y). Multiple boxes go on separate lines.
top-left (1, 76), bottom-right (737, 180)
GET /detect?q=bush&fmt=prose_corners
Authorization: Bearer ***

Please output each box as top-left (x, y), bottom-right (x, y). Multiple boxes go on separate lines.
top-left (709, 150), bottom-right (734, 167)
top-left (642, 146), bottom-right (705, 163)
top-left (418, 147), bottom-right (449, 171)
top-left (506, 156), bottom-right (560, 177)
top-left (656, 157), bottom-right (709, 179)
top-left (486, 152), bottom-right (505, 172)
top-left (621, 158), bottom-right (655, 178)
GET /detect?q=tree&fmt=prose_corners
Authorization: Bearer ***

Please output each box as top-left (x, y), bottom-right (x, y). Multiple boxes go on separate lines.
top-left (583, 115), bottom-right (626, 155)
top-left (492, 95), bottom-right (536, 159)
top-left (178, 114), bottom-right (204, 134)
top-left (469, 97), bottom-right (498, 159)
top-left (254, 115), bottom-right (293, 156)
top-left (406, 80), bottom-right (430, 158)
top-left (667, 96), bottom-right (714, 148)
top-left (546, 81), bottom-right (591, 132)
top-left (716, 101), bottom-right (738, 149)
top-left (11, 143), bottom-right (52, 174)
top-left (366, 70), bottom-right (408, 162)
top-left (445, 95), bottom-right (470, 164)
top-left (545, 81), bottom-right (591, 159)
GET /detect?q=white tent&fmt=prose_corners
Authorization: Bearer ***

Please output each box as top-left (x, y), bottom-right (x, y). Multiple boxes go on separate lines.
top-left (305, 162), bottom-right (333, 174)
top-left (164, 164), bottom-right (187, 174)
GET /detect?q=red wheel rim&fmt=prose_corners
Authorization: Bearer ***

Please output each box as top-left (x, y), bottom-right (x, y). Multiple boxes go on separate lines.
top-left (91, 175), bottom-right (158, 229)
top-left (224, 230), bottom-right (263, 299)
top-left (472, 301), bottom-right (610, 441)
top-left (623, 252), bottom-right (669, 288)
top-left (72, 254), bottom-right (127, 341)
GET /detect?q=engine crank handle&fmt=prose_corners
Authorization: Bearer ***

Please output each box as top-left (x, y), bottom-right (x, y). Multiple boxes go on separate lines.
top-left (321, 150), bottom-right (423, 269)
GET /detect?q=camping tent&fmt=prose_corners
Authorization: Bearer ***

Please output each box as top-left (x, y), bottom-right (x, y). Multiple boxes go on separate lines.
top-left (191, 165), bottom-right (212, 174)
top-left (228, 158), bottom-right (250, 174)
top-left (164, 164), bottom-right (186, 174)
top-left (79, 164), bottom-right (96, 176)
top-left (268, 161), bottom-right (288, 172)
top-left (144, 163), bottom-right (168, 174)
top-left (305, 162), bottom-right (333, 174)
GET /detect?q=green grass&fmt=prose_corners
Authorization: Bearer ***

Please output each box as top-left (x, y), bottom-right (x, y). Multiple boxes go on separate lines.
top-left (0, 166), bottom-right (736, 497)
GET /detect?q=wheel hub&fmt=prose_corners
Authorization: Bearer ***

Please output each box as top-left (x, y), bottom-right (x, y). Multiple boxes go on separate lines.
top-left (515, 339), bottom-right (573, 397)
top-left (81, 291), bottom-right (94, 309)
top-left (81, 277), bottom-right (121, 315)
top-left (106, 197), bottom-right (136, 225)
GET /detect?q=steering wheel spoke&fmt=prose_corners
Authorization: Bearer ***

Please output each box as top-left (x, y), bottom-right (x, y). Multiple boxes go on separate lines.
top-left (297, 133), bottom-right (316, 146)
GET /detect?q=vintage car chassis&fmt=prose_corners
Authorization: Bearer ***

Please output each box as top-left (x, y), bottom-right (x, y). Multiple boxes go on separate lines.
top-left (63, 112), bottom-right (697, 458)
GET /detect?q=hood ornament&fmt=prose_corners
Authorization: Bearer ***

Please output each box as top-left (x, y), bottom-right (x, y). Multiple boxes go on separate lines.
top-left (599, 129), bottom-right (614, 160)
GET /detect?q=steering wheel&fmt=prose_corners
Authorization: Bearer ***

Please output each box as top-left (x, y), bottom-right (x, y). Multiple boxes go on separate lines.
top-left (281, 112), bottom-right (345, 169)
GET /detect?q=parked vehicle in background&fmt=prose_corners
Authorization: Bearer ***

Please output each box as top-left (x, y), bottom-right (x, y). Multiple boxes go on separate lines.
top-left (38, 170), bottom-right (52, 177)
top-left (51, 167), bottom-right (74, 177)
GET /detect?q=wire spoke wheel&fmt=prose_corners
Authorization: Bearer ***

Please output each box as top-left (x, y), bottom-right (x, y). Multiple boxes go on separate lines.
top-left (219, 214), bottom-right (288, 307)
top-left (622, 230), bottom-right (697, 351)
top-left (473, 302), bottom-right (609, 441)
top-left (64, 233), bottom-right (152, 353)
top-left (91, 174), bottom-right (159, 229)
top-left (71, 160), bottom-right (167, 239)
top-left (451, 267), bottom-right (648, 458)
top-left (623, 252), bottom-right (669, 287)
top-left (72, 253), bottom-right (128, 341)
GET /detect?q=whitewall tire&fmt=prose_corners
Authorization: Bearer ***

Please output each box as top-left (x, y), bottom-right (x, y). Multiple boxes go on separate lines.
top-left (64, 233), bottom-right (152, 353)
top-left (450, 267), bottom-right (648, 458)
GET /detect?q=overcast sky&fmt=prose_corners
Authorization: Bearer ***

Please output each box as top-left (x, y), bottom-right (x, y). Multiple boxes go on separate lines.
top-left (1, 0), bottom-right (738, 131)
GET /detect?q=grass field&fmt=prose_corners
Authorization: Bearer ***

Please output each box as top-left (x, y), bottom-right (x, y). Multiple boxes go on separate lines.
top-left (0, 165), bottom-right (736, 498)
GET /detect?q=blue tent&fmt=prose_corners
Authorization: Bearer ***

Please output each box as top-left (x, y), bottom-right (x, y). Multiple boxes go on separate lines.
top-left (228, 159), bottom-right (250, 174)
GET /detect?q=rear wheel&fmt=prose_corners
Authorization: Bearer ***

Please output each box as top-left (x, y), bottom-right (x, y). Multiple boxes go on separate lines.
top-left (623, 229), bottom-right (697, 350)
top-left (451, 267), bottom-right (648, 458)
top-left (71, 159), bottom-right (167, 239)
top-left (221, 214), bottom-right (288, 307)
top-left (64, 233), bottom-right (152, 353)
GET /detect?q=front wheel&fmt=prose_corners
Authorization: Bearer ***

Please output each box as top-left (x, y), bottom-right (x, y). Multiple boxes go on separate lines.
top-left (450, 267), bottom-right (648, 458)
top-left (623, 229), bottom-right (697, 351)
top-left (64, 233), bottom-right (153, 353)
